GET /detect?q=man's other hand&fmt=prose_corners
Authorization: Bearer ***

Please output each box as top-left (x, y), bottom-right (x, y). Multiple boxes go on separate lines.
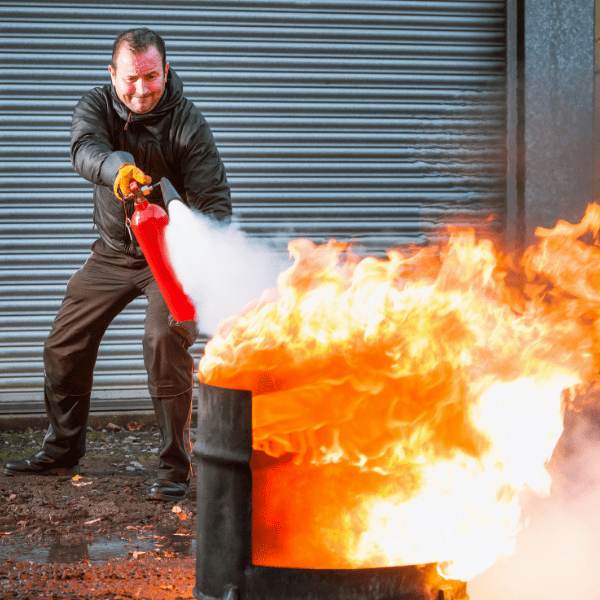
top-left (114, 164), bottom-right (152, 199)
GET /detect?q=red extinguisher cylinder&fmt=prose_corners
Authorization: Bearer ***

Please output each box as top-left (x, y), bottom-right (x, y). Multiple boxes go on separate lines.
top-left (131, 199), bottom-right (197, 322)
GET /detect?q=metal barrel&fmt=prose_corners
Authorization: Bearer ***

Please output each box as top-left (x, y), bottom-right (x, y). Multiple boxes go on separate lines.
top-left (244, 563), bottom-right (468, 600)
top-left (193, 381), bottom-right (468, 600)
top-left (193, 382), bottom-right (253, 600)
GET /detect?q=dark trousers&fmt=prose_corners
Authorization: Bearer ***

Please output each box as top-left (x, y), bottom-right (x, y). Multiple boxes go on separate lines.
top-left (42, 238), bottom-right (196, 482)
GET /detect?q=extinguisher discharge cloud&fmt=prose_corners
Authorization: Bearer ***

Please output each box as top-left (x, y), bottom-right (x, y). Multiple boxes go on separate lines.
top-left (165, 200), bottom-right (291, 336)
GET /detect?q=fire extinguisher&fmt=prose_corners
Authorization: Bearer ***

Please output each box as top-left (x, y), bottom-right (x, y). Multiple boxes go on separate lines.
top-left (124, 178), bottom-right (196, 322)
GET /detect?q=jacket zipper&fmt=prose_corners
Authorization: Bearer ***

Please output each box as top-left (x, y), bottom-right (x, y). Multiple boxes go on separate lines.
top-left (123, 112), bottom-right (133, 243)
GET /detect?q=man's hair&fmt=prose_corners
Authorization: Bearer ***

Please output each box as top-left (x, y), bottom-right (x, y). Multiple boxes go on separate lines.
top-left (111, 28), bottom-right (167, 72)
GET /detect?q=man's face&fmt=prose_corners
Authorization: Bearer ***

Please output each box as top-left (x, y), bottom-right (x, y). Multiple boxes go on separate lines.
top-left (108, 45), bottom-right (169, 114)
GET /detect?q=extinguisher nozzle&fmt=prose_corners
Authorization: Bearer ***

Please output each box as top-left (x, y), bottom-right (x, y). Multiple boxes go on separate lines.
top-left (160, 178), bottom-right (182, 210)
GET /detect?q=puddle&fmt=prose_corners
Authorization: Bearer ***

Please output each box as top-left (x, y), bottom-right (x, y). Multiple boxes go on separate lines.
top-left (0, 528), bottom-right (195, 564)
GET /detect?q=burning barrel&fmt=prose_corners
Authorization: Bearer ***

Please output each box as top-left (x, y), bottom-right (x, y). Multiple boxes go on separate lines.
top-left (193, 382), bottom-right (468, 600)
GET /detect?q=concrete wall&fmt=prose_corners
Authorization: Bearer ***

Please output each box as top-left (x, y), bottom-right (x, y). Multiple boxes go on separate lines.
top-left (524, 0), bottom-right (595, 243)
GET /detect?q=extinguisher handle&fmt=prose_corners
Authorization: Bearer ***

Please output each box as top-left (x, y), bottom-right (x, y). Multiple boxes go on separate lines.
top-left (123, 181), bottom-right (159, 204)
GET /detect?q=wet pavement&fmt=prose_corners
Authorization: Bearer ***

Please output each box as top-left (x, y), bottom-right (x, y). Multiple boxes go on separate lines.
top-left (0, 527), bottom-right (196, 564)
top-left (0, 425), bottom-right (198, 571)
top-left (0, 423), bottom-right (197, 597)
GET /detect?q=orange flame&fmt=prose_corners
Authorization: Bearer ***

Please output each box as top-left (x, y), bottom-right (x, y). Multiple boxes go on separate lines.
top-left (198, 204), bottom-right (600, 581)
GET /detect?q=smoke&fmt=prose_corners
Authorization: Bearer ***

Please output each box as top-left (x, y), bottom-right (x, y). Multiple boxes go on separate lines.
top-left (164, 201), bottom-right (291, 336)
top-left (468, 410), bottom-right (600, 600)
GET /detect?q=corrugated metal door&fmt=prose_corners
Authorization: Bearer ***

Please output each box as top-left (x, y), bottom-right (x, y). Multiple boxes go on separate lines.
top-left (0, 0), bottom-right (507, 413)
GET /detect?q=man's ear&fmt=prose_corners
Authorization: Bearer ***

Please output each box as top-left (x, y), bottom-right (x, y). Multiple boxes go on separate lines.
top-left (108, 64), bottom-right (116, 84)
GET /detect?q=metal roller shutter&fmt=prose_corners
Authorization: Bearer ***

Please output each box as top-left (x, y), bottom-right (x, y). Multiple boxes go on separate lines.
top-left (0, 0), bottom-right (507, 413)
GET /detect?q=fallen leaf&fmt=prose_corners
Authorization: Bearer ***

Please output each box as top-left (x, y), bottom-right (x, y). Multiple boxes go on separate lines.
top-left (71, 480), bottom-right (93, 487)
top-left (126, 422), bottom-right (144, 431)
top-left (84, 518), bottom-right (102, 525)
top-left (8, 494), bottom-right (16, 501)
top-left (160, 584), bottom-right (174, 590)
top-left (72, 475), bottom-right (83, 481)
top-left (0, 531), bottom-right (13, 535)
top-left (171, 506), bottom-right (183, 514)
top-left (106, 423), bottom-right (121, 432)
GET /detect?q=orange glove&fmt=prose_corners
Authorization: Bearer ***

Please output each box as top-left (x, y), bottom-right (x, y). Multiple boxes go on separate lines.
top-left (113, 164), bottom-right (152, 199)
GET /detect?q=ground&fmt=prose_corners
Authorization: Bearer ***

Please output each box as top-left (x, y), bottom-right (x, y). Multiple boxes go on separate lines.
top-left (0, 421), bottom-right (198, 599)
top-left (0, 404), bottom-right (597, 600)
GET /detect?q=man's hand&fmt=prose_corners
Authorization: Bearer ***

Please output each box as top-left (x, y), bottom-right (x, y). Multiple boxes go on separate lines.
top-left (113, 164), bottom-right (152, 199)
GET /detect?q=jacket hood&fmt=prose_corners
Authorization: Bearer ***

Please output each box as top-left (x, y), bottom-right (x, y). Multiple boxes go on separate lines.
top-left (109, 68), bottom-right (184, 124)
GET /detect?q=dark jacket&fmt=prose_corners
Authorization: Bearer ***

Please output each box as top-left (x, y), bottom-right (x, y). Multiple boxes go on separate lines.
top-left (70, 69), bottom-right (232, 258)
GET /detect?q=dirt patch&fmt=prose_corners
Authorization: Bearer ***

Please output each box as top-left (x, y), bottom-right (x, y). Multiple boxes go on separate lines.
top-left (0, 555), bottom-right (196, 599)
top-left (0, 424), bottom-right (198, 599)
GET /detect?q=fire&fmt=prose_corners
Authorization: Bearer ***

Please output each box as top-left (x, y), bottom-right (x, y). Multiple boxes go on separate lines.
top-left (198, 205), bottom-right (600, 581)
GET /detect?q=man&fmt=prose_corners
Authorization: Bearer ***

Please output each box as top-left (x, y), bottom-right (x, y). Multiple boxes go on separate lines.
top-left (2, 28), bottom-right (231, 502)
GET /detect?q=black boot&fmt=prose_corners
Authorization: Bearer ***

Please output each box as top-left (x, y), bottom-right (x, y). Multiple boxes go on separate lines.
top-left (3, 379), bottom-right (88, 476)
top-left (148, 479), bottom-right (190, 501)
top-left (148, 390), bottom-right (193, 501)
top-left (3, 450), bottom-right (80, 476)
